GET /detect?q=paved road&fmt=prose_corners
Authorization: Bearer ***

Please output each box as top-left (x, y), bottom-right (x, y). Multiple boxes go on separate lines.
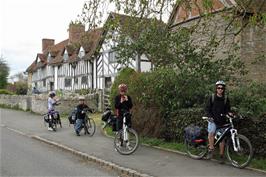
top-left (0, 108), bottom-right (265, 176)
top-left (0, 126), bottom-right (117, 176)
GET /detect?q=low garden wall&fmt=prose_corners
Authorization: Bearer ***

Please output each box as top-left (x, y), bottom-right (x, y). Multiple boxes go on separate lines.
top-left (0, 92), bottom-right (101, 115)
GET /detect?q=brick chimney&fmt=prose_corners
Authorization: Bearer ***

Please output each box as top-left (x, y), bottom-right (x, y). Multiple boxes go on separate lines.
top-left (68, 23), bottom-right (85, 44)
top-left (42, 38), bottom-right (55, 53)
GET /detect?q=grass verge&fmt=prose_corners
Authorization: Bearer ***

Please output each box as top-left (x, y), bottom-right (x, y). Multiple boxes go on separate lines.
top-left (104, 125), bottom-right (266, 171)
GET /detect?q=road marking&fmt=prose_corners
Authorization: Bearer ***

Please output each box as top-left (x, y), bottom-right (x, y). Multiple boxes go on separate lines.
top-left (6, 127), bottom-right (27, 136)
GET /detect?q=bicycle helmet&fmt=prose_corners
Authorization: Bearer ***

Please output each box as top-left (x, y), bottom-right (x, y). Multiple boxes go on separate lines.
top-left (78, 96), bottom-right (85, 100)
top-left (215, 80), bottom-right (226, 87)
top-left (118, 83), bottom-right (127, 92)
top-left (49, 91), bottom-right (56, 97)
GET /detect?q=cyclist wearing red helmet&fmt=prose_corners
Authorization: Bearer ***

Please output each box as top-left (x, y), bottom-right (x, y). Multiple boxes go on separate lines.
top-left (114, 83), bottom-right (133, 131)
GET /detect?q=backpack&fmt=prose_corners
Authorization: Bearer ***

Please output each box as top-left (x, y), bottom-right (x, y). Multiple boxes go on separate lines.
top-left (211, 93), bottom-right (227, 105)
top-left (68, 108), bottom-right (77, 124)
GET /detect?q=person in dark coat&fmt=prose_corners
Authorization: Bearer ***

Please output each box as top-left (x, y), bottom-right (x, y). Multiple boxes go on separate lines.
top-left (205, 80), bottom-right (232, 162)
top-left (74, 96), bottom-right (92, 136)
top-left (114, 83), bottom-right (133, 131)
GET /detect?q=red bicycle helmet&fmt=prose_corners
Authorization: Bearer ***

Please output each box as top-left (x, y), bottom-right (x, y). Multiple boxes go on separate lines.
top-left (118, 83), bottom-right (127, 92)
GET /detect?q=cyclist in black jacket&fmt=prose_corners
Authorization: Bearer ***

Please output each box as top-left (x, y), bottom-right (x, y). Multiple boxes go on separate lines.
top-left (74, 96), bottom-right (92, 136)
top-left (114, 84), bottom-right (133, 131)
top-left (205, 80), bottom-right (232, 162)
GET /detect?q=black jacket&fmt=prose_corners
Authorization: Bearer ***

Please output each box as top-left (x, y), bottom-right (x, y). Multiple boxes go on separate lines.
top-left (76, 104), bottom-right (91, 119)
top-left (205, 94), bottom-right (231, 126)
top-left (115, 95), bottom-right (133, 117)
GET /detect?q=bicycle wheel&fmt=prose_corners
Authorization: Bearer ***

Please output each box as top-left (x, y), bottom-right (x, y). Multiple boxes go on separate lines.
top-left (226, 134), bottom-right (253, 168)
top-left (185, 139), bottom-right (208, 159)
top-left (51, 119), bottom-right (57, 132)
top-left (114, 128), bottom-right (139, 155)
top-left (56, 114), bottom-right (62, 128)
top-left (84, 118), bottom-right (96, 136)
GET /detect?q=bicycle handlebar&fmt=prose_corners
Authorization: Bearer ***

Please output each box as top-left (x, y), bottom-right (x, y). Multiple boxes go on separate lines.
top-left (82, 108), bottom-right (95, 113)
top-left (202, 113), bottom-right (243, 122)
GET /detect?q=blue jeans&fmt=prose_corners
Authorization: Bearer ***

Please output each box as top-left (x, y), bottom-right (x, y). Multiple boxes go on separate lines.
top-left (74, 119), bottom-right (85, 134)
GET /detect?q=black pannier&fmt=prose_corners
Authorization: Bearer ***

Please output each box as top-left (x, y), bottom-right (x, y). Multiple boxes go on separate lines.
top-left (68, 108), bottom-right (77, 124)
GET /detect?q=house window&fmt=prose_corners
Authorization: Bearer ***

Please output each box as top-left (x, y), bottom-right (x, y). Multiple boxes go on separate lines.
top-left (81, 76), bottom-right (88, 84)
top-left (63, 50), bottom-right (69, 61)
top-left (43, 79), bottom-right (46, 87)
top-left (108, 51), bottom-right (117, 63)
top-left (78, 47), bottom-right (85, 58)
top-left (47, 53), bottom-right (52, 62)
top-left (65, 78), bottom-right (71, 87)
top-left (105, 77), bottom-right (112, 88)
top-left (74, 77), bottom-right (78, 84)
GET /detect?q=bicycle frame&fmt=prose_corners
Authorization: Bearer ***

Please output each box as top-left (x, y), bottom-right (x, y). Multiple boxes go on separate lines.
top-left (206, 116), bottom-right (241, 152)
top-left (122, 115), bottom-right (129, 142)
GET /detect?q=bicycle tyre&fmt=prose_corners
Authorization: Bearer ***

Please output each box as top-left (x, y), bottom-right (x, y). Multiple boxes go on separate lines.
top-left (57, 114), bottom-right (62, 128)
top-left (114, 128), bottom-right (139, 155)
top-left (51, 118), bottom-right (57, 132)
top-left (84, 118), bottom-right (96, 137)
top-left (185, 139), bottom-right (208, 160)
top-left (226, 134), bottom-right (253, 168)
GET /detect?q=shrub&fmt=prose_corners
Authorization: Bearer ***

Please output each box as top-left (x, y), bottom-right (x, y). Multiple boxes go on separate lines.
top-left (110, 67), bottom-right (137, 109)
top-left (110, 68), bottom-right (266, 157)
top-left (230, 82), bottom-right (266, 119)
top-left (0, 89), bottom-right (14, 95)
top-left (14, 82), bottom-right (28, 95)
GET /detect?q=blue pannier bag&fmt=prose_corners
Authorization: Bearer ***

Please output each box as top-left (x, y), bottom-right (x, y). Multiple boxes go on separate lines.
top-left (184, 125), bottom-right (206, 144)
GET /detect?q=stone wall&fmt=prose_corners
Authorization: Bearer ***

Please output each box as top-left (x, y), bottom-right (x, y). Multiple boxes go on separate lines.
top-left (0, 92), bottom-right (101, 114)
top-left (170, 10), bottom-right (266, 83)
top-left (0, 95), bottom-right (31, 111)
top-left (240, 23), bottom-right (266, 82)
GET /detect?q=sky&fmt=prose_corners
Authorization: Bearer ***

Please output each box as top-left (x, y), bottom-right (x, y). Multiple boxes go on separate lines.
top-left (0, 0), bottom-right (171, 79)
top-left (0, 0), bottom-right (94, 78)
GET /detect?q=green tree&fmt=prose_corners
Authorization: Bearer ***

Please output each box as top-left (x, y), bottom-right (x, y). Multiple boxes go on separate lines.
top-left (0, 56), bottom-right (10, 89)
top-left (8, 72), bottom-right (28, 95)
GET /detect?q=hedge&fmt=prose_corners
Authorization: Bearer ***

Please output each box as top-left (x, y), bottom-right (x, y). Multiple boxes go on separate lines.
top-left (0, 89), bottom-right (15, 95)
top-left (110, 68), bottom-right (266, 157)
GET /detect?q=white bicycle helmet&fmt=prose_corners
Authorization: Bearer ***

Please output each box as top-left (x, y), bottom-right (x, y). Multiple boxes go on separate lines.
top-left (78, 96), bottom-right (85, 100)
top-left (215, 80), bottom-right (226, 86)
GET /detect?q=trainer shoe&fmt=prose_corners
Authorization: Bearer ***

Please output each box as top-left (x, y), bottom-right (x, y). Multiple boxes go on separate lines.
top-left (206, 149), bottom-right (214, 159)
top-left (48, 127), bottom-right (53, 131)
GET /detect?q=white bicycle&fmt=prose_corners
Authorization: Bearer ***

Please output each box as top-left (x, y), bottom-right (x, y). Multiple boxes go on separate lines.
top-left (102, 109), bottom-right (139, 155)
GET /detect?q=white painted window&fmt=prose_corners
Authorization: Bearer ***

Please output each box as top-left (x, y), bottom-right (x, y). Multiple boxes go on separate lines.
top-left (47, 53), bottom-right (52, 62)
top-left (43, 79), bottom-right (46, 87)
top-left (65, 78), bottom-right (71, 87)
top-left (74, 77), bottom-right (78, 85)
top-left (78, 47), bottom-right (85, 58)
top-left (81, 76), bottom-right (87, 84)
top-left (108, 51), bottom-right (117, 63)
top-left (63, 49), bottom-right (69, 61)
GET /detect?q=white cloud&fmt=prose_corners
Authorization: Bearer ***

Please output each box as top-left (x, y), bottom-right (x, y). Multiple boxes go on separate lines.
top-left (1, 0), bottom-right (87, 76)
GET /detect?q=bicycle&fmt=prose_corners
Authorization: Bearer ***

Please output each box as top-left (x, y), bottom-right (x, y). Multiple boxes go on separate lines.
top-left (78, 108), bottom-right (96, 137)
top-left (102, 109), bottom-right (139, 155)
top-left (43, 108), bottom-right (62, 132)
top-left (185, 113), bottom-right (253, 168)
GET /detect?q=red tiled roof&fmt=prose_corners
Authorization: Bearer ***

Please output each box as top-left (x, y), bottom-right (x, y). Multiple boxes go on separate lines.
top-left (48, 39), bottom-right (69, 65)
top-left (27, 12), bottom-right (161, 72)
top-left (26, 60), bottom-right (37, 73)
top-left (82, 28), bottom-right (104, 60)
